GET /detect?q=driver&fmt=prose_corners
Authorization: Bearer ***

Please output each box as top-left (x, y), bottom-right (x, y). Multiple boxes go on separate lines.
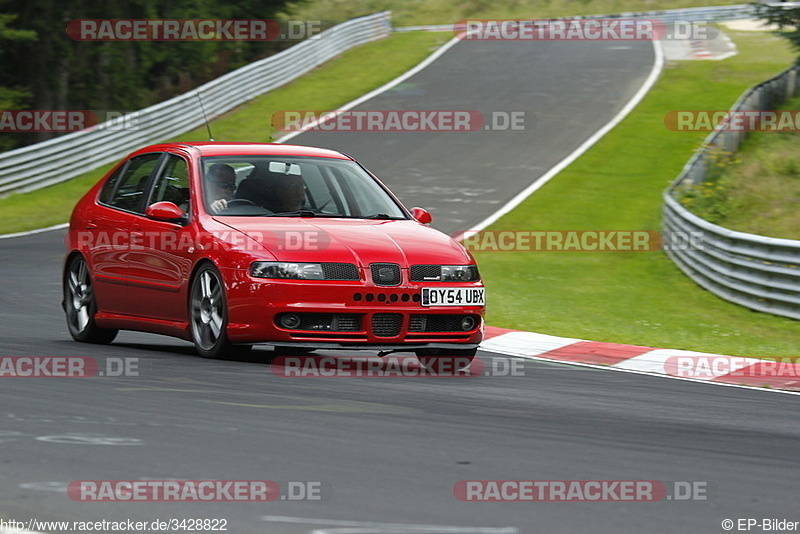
top-left (205, 163), bottom-right (237, 214)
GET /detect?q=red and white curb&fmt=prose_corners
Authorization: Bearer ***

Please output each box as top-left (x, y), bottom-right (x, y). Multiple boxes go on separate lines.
top-left (480, 326), bottom-right (800, 394)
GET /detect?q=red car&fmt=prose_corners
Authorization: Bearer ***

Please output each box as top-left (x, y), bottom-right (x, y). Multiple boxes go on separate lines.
top-left (63, 142), bottom-right (485, 367)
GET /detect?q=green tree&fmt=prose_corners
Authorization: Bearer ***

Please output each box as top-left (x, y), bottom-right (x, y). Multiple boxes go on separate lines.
top-left (0, 0), bottom-right (293, 150)
top-left (755, 1), bottom-right (800, 58)
top-left (0, 13), bottom-right (36, 150)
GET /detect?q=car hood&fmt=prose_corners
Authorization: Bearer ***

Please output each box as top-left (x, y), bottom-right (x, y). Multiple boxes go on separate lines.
top-left (216, 217), bottom-right (473, 266)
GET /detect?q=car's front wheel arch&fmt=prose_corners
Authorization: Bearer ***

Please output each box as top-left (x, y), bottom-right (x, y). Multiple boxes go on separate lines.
top-left (188, 260), bottom-right (251, 359)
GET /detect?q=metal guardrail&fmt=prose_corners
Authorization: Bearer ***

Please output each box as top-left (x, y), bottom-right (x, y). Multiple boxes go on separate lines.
top-left (0, 11), bottom-right (391, 196)
top-left (663, 66), bottom-right (800, 320)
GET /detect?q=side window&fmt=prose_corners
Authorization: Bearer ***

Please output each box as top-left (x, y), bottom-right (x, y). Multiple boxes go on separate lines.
top-left (106, 153), bottom-right (163, 213)
top-left (98, 165), bottom-right (124, 205)
top-left (149, 154), bottom-right (190, 212)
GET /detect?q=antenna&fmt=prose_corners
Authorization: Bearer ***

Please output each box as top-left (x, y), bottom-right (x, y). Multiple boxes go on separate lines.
top-left (196, 91), bottom-right (215, 141)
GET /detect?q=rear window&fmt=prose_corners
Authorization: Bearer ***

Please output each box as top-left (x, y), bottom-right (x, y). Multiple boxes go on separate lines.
top-left (101, 153), bottom-right (163, 213)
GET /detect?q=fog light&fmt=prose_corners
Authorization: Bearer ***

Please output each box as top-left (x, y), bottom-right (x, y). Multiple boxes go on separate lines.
top-left (280, 313), bottom-right (302, 329)
top-left (461, 316), bottom-right (476, 331)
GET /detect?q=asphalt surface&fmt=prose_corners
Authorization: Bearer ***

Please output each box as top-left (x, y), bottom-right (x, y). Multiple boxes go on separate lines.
top-left (2, 37), bottom-right (798, 534)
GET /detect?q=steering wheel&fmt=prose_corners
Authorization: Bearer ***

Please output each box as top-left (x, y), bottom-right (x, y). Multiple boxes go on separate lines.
top-left (225, 198), bottom-right (256, 207)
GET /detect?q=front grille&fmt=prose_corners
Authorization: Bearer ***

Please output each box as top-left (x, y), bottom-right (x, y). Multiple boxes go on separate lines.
top-left (321, 263), bottom-right (360, 280)
top-left (275, 313), bottom-right (361, 332)
top-left (372, 313), bottom-right (403, 337)
top-left (410, 265), bottom-right (441, 282)
top-left (370, 263), bottom-right (401, 286)
top-left (408, 314), bottom-right (477, 332)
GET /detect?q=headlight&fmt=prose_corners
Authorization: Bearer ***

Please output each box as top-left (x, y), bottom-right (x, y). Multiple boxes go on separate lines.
top-left (250, 262), bottom-right (325, 280)
top-left (441, 265), bottom-right (480, 282)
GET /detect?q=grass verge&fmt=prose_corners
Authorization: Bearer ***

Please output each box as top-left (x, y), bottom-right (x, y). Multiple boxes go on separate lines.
top-left (474, 30), bottom-right (799, 357)
top-left (679, 95), bottom-right (800, 239)
top-left (0, 31), bottom-right (448, 234)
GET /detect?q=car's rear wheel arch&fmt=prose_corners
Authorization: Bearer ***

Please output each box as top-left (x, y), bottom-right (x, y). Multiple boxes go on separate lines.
top-left (62, 251), bottom-right (86, 305)
top-left (63, 252), bottom-right (118, 344)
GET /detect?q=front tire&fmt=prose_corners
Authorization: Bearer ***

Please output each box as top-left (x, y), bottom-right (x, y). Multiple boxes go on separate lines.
top-left (189, 263), bottom-right (251, 359)
top-left (63, 255), bottom-right (118, 344)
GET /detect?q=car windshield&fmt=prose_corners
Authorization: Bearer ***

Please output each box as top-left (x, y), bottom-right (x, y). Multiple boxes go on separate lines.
top-left (201, 155), bottom-right (408, 219)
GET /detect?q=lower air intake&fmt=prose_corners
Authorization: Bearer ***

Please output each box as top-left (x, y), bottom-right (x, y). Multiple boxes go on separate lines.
top-left (372, 313), bottom-right (403, 337)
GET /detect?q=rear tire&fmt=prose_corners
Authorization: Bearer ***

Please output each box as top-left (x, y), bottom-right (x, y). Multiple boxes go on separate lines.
top-left (63, 255), bottom-right (118, 344)
top-left (189, 263), bottom-right (251, 359)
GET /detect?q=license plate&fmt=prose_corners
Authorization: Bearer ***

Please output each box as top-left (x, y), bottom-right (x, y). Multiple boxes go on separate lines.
top-left (421, 287), bottom-right (485, 307)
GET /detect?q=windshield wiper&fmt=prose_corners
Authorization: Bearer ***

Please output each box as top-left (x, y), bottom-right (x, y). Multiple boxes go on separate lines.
top-left (270, 210), bottom-right (318, 217)
top-left (362, 213), bottom-right (402, 220)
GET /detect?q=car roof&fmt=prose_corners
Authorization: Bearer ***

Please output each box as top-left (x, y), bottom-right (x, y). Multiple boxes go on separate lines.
top-left (132, 142), bottom-right (352, 160)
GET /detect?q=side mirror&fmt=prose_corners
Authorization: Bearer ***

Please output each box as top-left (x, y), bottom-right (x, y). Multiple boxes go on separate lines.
top-left (145, 201), bottom-right (186, 224)
top-left (411, 207), bottom-right (432, 224)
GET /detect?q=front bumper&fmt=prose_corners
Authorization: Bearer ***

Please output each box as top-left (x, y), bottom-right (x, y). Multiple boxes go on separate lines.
top-left (222, 272), bottom-right (485, 347)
